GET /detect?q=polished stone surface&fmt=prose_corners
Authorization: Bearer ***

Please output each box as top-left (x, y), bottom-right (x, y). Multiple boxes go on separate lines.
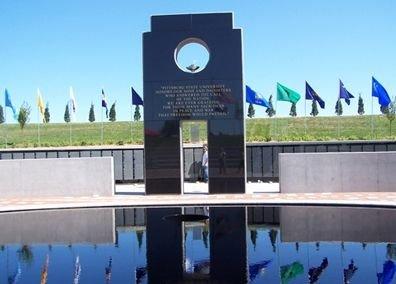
top-left (0, 157), bottom-right (114, 198)
top-left (146, 208), bottom-right (184, 282)
top-left (210, 207), bottom-right (247, 282)
top-left (279, 152), bottom-right (396, 193)
top-left (143, 13), bottom-right (246, 194)
top-left (280, 206), bottom-right (396, 243)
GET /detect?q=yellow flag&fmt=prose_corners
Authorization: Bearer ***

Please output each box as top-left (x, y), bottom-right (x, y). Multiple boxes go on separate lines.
top-left (37, 89), bottom-right (45, 122)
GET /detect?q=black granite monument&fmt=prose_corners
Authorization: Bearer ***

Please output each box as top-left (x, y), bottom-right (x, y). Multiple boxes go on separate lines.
top-left (145, 207), bottom-right (248, 282)
top-left (143, 13), bottom-right (246, 194)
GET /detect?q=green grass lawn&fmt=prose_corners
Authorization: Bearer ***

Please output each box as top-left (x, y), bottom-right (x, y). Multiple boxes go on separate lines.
top-left (0, 115), bottom-right (395, 149)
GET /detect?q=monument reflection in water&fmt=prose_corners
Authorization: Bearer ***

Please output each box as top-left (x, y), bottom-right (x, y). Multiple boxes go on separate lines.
top-left (0, 206), bottom-right (395, 283)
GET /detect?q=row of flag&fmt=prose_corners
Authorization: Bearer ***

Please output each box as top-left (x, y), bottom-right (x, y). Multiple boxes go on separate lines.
top-left (246, 77), bottom-right (392, 110)
top-left (7, 254), bottom-right (114, 284)
top-left (3, 77), bottom-right (391, 122)
top-left (3, 87), bottom-right (144, 122)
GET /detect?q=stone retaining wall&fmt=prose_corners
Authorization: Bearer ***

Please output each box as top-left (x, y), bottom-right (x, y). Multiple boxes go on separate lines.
top-left (0, 157), bottom-right (114, 197)
top-left (279, 152), bottom-right (396, 193)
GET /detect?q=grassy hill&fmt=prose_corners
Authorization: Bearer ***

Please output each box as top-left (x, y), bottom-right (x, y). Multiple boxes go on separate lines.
top-left (0, 115), bottom-right (395, 149)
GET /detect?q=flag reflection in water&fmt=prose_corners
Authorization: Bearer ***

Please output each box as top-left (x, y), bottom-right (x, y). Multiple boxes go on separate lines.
top-left (8, 262), bottom-right (21, 284)
top-left (73, 256), bottom-right (81, 284)
top-left (135, 266), bottom-right (147, 284)
top-left (40, 255), bottom-right (49, 284)
top-left (249, 259), bottom-right (272, 281)
top-left (377, 260), bottom-right (395, 284)
top-left (1, 207), bottom-right (396, 283)
top-left (105, 257), bottom-right (112, 284)
top-left (280, 261), bottom-right (303, 284)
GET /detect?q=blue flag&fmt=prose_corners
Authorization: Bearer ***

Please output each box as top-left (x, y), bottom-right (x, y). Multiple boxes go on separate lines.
top-left (4, 89), bottom-right (17, 120)
top-left (132, 87), bottom-right (143, 106)
top-left (246, 85), bottom-right (270, 108)
top-left (305, 82), bottom-right (325, 109)
top-left (339, 80), bottom-right (354, 105)
top-left (372, 77), bottom-right (391, 107)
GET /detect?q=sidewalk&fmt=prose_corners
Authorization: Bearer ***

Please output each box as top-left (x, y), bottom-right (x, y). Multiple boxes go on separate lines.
top-left (1, 190), bottom-right (396, 213)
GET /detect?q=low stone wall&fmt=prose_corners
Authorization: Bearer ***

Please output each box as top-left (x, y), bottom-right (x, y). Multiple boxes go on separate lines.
top-left (0, 157), bottom-right (114, 197)
top-left (279, 151), bottom-right (396, 193)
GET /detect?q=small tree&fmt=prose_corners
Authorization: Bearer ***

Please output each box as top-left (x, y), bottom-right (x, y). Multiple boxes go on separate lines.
top-left (386, 98), bottom-right (396, 136)
top-left (335, 99), bottom-right (343, 116)
top-left (289, 102), bottom-right (297, 117)
top-left (0, 105), bottom-right (4, 124)
top-left (136, 231), bottom-right (143, 250)
top-left (64, 104), bottom-right (70, 123)
top-left (250, 229), bottom-right (258, 250)
top-left (247, 103), bottom-right (255, 118)
top-left (18, 102), bottom-right (31, 129)
top-left (44, 103), bottom-right (50, 123)
top-left (380, 105), bottom-right (389, 115)
top-left (269, 229), bottom-right (278, 252)
top-left (134, 105), bottom-right (141, 121)
top-left (266, 95), bottom-right (276, 117)
top-left (358, 94), bottom-right (365, 115)
top-left (89, 103), bottom-right (95, 122)
top-left (310, 100), bottom-right (319, 117)
top-left (109, 102), bottom-right (116, 122)
top-left (18, 245), bottom-right (34, 264)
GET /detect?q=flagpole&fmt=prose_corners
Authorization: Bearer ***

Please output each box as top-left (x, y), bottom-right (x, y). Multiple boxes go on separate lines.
top-left (304, 98), bottom-right (307, 137)
top-left (336, 96), bottom-right (340, 139)
top-left (131, 105), bottom-right (134, 143)
top-left (69, 122), bottom-right (72, 145)
top-left (337, 110), bottom-right (340, 139)
top-left (101, 104), bottom-right (104, 145)
top-left (4, 104), bottom-right (7, 149)
top-left (37, 104), bottom-right (40, 146)
top-left (69, 101), bottom-right (72, 146)
top-left (371, 95), bottom-right (374, 139)
top-left (275, 96), bottom-right (278, 141)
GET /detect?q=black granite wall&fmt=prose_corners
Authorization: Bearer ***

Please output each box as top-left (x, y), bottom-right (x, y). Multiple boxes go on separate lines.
top-left (143, 13), bottom-right (246, 194)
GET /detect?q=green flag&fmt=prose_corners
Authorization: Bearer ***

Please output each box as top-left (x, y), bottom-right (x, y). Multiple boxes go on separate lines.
top-left (281, 261), bottom-right (304, 284)
top-left (277, 83), bottom-right (301, 104)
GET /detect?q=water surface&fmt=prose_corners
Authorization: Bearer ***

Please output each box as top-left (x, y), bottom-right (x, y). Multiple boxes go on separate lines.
top-left (0, 206), bottom-right (395, 283)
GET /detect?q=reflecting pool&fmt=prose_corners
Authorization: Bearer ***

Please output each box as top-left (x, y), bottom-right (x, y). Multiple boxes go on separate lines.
top-left (0, 206), bottom-right (396, 283)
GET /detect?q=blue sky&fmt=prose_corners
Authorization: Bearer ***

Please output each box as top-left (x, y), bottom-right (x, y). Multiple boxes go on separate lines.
top-left (0, 0), bottom-right (395, 123)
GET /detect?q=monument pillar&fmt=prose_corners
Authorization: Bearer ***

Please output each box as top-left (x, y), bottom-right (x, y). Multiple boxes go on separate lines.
top-left (143, 13), bottom-right (246, 194)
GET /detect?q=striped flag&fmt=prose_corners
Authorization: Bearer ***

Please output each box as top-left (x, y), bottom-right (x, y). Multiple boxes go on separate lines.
top-left (69, 87), bottom-right (77, 121)
top-left (101, 89), bottom-right (109, 118)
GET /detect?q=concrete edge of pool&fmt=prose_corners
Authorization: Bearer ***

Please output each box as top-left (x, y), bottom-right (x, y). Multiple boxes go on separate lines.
top-left (1, 192), bottom-right (396, 213)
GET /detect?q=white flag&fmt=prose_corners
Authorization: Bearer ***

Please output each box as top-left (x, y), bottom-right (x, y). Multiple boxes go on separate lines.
top-left (69, 86), bottom-right (77, 121)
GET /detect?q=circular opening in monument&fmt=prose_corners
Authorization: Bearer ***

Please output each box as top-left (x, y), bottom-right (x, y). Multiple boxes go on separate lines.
top-left (163, 214), bottom-right (209, 222)
top-left (174, 38), bottom-right (210, 73)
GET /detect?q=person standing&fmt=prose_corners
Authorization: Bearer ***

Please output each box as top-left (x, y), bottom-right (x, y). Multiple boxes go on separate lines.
top-left (202, 144), bottom-right (208, 182)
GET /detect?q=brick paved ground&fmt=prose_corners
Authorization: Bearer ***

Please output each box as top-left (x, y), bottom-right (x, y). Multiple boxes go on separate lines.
top-left (0, 185), bottom-right (396, 213)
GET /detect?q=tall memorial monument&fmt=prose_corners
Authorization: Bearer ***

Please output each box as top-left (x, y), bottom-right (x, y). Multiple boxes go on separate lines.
top-left (143, 13), bottom-right (245, 194)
